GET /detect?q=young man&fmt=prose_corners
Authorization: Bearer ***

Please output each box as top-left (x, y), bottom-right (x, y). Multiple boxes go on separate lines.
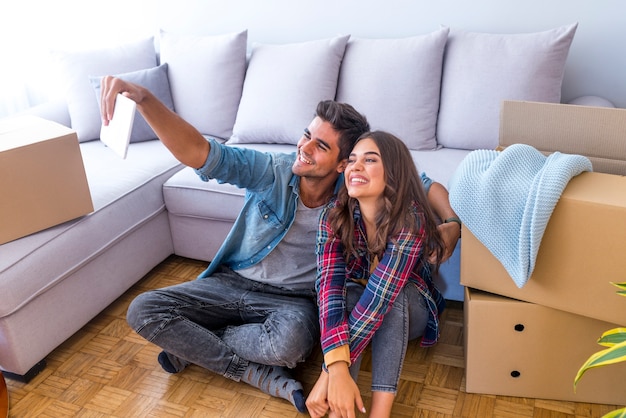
top-left (99, 77), bottom-right (461, 413)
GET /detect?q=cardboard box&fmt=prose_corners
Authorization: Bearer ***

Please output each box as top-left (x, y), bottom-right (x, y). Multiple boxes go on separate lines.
top-left (499, 100), bottom-right (626, 176)
top-left (464, 287), bottom-right (626, 405)
top-left (0, 115), bottom-right (93, 244)
top-left (461, 171), bottom-right (626, 326)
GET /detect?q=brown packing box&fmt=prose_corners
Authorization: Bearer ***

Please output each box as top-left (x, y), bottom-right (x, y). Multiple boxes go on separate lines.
top-left (0, 115), bottom-right (93, 245)
top-left (464, 287), bottom-right (626, 405)
top-left (460, 171), bottom-right (626, 326)
top-left (499, 100), bottom-right (626, 176)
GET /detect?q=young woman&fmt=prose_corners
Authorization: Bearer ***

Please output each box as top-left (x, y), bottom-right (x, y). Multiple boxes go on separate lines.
top-left (306, 131), bottom-right (446, 418)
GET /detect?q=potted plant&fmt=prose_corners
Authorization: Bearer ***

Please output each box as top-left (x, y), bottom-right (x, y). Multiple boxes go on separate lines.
top-left (574, 282), bottom-right (626, 418)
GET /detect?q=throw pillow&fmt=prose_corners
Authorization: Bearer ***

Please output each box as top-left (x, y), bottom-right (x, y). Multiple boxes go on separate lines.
top-left (89, 63), bottom-right (174, 143)
top-left (159, 30), bottom-right (248, 141)
top-left (336, 28), bottom-right (449, 151)
top-left (228, 35), bottom-right (350, 145)
top-left (568, 95), bottom-right (615, 108)
top-left (52, 38), bottom-right (157, 142)
top-left (437, 23), bottom-right (578, 150)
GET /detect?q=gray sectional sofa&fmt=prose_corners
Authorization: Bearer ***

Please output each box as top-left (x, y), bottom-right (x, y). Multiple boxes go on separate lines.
top-left (0, 22), bottom-right (592, 380)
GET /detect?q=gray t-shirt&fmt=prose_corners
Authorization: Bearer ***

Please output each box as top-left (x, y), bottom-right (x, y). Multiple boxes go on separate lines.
top-left (236, 199), bottom-right (323, 290)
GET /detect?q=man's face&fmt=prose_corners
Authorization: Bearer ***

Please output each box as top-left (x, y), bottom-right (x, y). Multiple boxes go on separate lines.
top-left (292, 116), bottom-right (345, 179)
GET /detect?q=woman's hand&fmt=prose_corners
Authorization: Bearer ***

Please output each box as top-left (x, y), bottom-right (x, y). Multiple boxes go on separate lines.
top-left (327, 362), bottom-right (365, 418)
top-left (306, 369), bottom-right (330, 418)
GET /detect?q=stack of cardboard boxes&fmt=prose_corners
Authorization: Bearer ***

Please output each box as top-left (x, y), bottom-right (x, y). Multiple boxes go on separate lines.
top-left (462, 101), bottom-right (626, 405)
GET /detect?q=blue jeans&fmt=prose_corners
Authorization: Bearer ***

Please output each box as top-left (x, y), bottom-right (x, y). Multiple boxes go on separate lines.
top-left (346, 281), bottom-right (428, 393)
top-left (126, 265), bottom-right (319, 380)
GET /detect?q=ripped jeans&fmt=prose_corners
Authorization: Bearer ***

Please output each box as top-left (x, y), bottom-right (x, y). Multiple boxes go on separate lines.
top-left (126, 265), bottom-right (319, 380)
top-left (345, 281), bottom-right (429, 393)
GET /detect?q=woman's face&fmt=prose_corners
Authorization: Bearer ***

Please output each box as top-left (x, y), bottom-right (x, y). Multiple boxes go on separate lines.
top-left (345, 137), bottom-right (386, 203)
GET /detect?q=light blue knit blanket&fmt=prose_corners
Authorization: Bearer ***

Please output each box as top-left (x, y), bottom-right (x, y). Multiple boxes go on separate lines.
top-left (448, 143), bottom-right (592, 288)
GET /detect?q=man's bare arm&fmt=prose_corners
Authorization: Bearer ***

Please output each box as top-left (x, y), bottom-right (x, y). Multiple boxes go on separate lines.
top-left (427, 182), bottom-right (461, 262)
top-left (100, 76), bottom-right (210, 169)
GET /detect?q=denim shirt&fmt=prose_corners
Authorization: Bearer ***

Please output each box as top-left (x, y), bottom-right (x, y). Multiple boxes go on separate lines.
top-left (193, 138), bottom-right (434, 280)
top-left (194, 138), bottom-right (306, 279)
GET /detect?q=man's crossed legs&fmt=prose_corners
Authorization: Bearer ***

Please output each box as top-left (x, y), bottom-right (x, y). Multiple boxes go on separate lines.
top-left (126, 265), bottom-right (319, 412)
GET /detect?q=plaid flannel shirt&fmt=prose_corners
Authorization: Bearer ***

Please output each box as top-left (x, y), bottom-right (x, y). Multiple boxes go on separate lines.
top-left (316, 200), bottom-right (444, 367)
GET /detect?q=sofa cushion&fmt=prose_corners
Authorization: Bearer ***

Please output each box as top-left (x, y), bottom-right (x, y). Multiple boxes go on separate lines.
top-left (89, 64), bottom-right (174, 143)
top-left (437, 23), bottom-right (578, 150)
top-left (52, 38), bottom-right (157, 142)
top-left (411, 147), bottom-right (471, 189)
top-left (228, 35), bottom-right (350, 145)
top-left (336, 28), bottom-right (449, 151)
top-left (159, 30), bottom-right (248, 141)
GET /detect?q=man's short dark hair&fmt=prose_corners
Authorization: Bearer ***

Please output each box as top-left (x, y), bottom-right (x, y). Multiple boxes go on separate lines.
top-left (316, 100), bottom-right (370, 161)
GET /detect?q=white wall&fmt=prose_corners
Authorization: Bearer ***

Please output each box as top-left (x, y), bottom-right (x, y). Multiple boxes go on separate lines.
top-left (153, 0), bottom-right (626, 108)
top-left (0, 0), bottom-right (155, 116)
top-left (1, 0), bottom-right (623, 114)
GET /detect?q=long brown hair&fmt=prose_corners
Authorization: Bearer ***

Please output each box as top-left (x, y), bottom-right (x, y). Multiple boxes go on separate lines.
top-left (328, 131), bottom-right (445, 269)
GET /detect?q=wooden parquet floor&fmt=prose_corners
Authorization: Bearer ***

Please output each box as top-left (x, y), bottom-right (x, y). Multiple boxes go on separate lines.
top-left (5, 255), bottom-right (621, 417)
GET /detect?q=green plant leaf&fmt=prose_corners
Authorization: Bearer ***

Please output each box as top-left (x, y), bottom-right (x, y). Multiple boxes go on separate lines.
top-left (574, 340), bottom-right (626, 388)
top-left (603, 407), bottom-right (626, 418)
top-left (598, 328), bottom-right (626, 347)
top-left (610, 282), bottom-right (626, 297)
top-left (575, 281), bottom-right (626, 413)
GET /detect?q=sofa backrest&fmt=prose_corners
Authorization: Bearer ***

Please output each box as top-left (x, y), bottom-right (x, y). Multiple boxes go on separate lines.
top-left (152, 0), bottom-right (626, 110)
top-left (50, 1), bottom-right (621, 154)
top-left (153, 24), bottom-right (577, 152)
